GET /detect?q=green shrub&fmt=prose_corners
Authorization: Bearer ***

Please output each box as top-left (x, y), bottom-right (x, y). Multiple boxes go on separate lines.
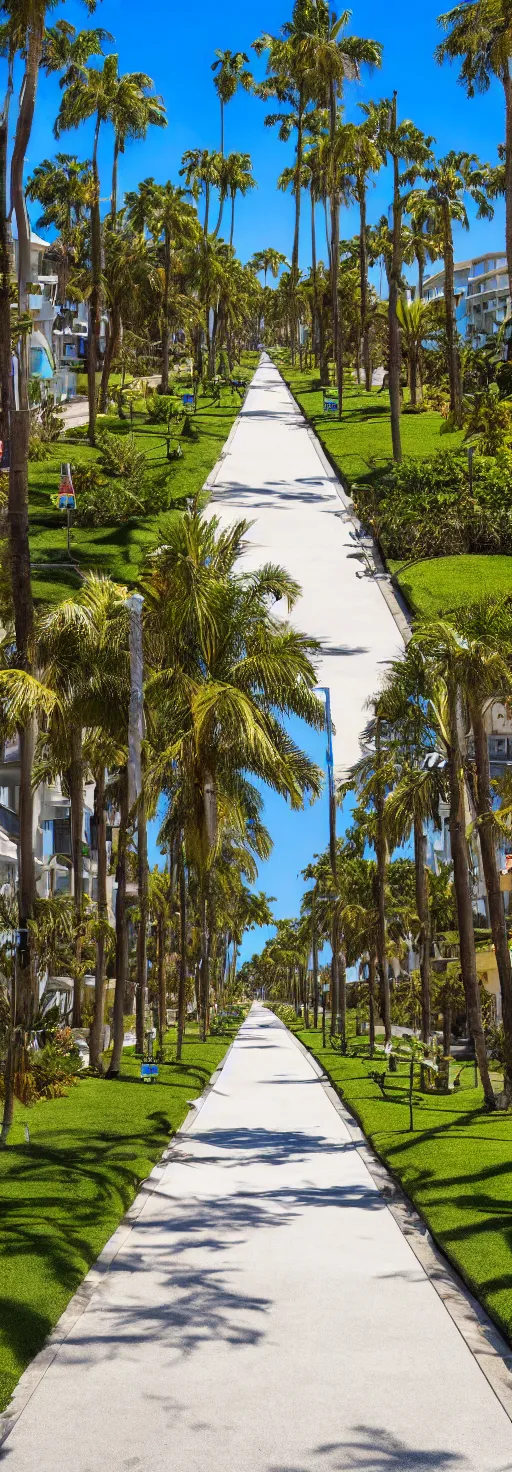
top-left (355, 449), bottom-right (512, 561)
top-left (28, 435), bottom-right (52, 461)
top-left (145, 392), bottom-right (178, 424)
top-left (96, 428), bottom-right (146, 482)
top-left (267, 1002), bottom-right (299, 1027)
top-left (73, 460), bottom-right (175, 526)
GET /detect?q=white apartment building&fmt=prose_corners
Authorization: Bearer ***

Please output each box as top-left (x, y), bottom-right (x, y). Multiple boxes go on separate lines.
top-left (12, 228), bottom-right (96, 402)
top-left (421, 249), bottom-right (510, 343)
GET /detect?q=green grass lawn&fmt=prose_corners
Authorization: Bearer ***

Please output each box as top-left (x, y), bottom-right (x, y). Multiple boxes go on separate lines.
top-left (282, 363), bottom-right (463, 490)
top-left (281, 359), bottom-right (512, 616)
top-left (0, 1028), bottom-right (234, 1412)
top-left (296, 1021), bottom-right (512, 1343)
top-left (29, 361), bottom-right (259, 603)
top-left (389, 554), bottom-right (512, 618)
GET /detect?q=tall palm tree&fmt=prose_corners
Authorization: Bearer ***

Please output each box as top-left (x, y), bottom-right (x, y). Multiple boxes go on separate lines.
top-left (396, 295), bottom-right (436, 407)
top-left (26, 152), bottom-right (93, 301)
top-left (108, 66), bottom-right (166, 221)
top-left (97, 222), bottom-right (160, 409)
top-left (411, 618), bottom-right (497, 1106)
top-left (212, 49), bottom-right (253, 155)
top-left (221, 152), bottom-right (256, 247)
top-left (408, 152), bottom-right (493, 423)
top-left (361, 97), bottom-right (433, 462)
top-left (349, 119), bottom-right (383, 389)
top-left (436, 2), bottom-right (512, 323)
top-left (126, 178), bottom-right (200, 392)
top-left (56, 52), bottom-right (121, 446)
top-left (299, 8), bottom-right (382, 407)
top-left (249, 246), bottom-right (288, 285)
top-left (144, 510), bottom-right (324, 1037)
top-left (180, 148), bottom-right (222, 236)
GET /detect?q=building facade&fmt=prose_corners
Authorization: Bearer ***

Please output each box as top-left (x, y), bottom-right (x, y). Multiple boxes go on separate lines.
top-left (421, 250), bottom-right (510, 343)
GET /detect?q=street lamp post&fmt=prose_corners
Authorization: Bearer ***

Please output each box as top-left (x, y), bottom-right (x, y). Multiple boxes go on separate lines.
top-left (317, 686), bottom-right (339, 1038)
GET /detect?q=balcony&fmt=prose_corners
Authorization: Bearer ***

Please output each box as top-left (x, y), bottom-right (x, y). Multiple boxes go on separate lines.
top-left (0, 804), bottom-right (19, 841)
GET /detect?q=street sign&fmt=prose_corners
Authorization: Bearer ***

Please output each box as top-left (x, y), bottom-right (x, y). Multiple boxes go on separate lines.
top-left (322, 982), bottom-right (330, 993)
top-left (182, 392), bottom-right (194, 407)
top-left (323, 391), bottom-right (339, 417)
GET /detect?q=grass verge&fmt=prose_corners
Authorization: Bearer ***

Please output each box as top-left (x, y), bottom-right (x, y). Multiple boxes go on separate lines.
top-left (0, 1027), bottom-right (234, 1412)
top-left (29, 356), bottom-right (259, 603)
top-left (280, 359), bottom-right (512, 617)
top-left (295, 1021), bottom-right (512, 1344)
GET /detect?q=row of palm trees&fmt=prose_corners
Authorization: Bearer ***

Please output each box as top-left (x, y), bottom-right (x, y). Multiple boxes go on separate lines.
top-left (250, 598), bottom-right (512, 1112)
top-left (0, 509), bottom-right (325, 1139)
top-left (250, 0), bottom-right (512, 458)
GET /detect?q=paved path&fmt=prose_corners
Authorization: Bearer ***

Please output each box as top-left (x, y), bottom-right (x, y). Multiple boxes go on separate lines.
top-left (3, 1006), bottom-right (512, 1471)
top-left (208, 355), bottom-right (404, 774)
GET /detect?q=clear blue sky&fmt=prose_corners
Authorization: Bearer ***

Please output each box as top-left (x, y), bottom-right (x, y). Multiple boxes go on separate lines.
top-left (25, 0), bottom-right (507, 954)
top-left (28, 0), bottom-right (506, 276)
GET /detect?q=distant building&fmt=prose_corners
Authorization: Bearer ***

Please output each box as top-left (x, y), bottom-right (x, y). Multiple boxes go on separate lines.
top-left (421, 250), bottom-right (510, 344)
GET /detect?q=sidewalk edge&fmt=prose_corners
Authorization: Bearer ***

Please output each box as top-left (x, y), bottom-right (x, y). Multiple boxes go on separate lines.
top-left (289, 1026), bottom-right (512, 1425)
top-left (0, 1035), bottom-right (237, 1450)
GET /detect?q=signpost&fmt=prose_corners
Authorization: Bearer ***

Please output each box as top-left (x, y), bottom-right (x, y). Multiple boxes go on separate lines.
top-left (57, 463), bottom-right (76, 555)
top-left (323, 390), bottom-right (339, 418)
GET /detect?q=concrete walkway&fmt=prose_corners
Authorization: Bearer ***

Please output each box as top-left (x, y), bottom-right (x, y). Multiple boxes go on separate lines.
top-left (3, 1005), bottom-right (512, 1471)
top-left (208, 355), bottom-right (405, 775)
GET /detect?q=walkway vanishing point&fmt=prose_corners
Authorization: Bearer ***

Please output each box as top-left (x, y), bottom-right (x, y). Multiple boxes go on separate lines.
top-left (3, 1006), bottom-right (512, 1470)
top-left (208, 353), bottom-right (407, 775)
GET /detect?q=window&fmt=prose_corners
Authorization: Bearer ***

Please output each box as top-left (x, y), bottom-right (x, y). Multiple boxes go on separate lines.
top-left (53, 817), bottom-right (71, 856)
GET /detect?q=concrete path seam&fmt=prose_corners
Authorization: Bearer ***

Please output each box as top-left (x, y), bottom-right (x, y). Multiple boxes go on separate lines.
top-left (288, 1024), bottom-right (512, 1424)
top-left (0, 1035), bottom-right (237, 1451)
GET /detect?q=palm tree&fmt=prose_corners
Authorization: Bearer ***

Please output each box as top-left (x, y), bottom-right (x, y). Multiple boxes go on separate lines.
top-left (411, 618), bottom-right (496, 1106)
top-left (56, 53), bottom-right (121, 446)
top-left (407, 152), bottom-right (493, 422)
top-left (98, 221), bottom-right (160, 409)
top-left (180, 148), bottom-right (222, 236)
top-left (436, 2), bottom-right (512, 323)
top-left (298, 9), bottom-right (382, 407)
top-left (254, 1), bottom-right (316, 318)
top-left (212, 49), bottom-right (253, 155)
top-left (348, 118), bottom-right (383, 389)
top-left (223, 153), bottom-right (256, 247)
top-left (143, 510), bottom-right (324, 1038)
top-left (361, 97), bottom-right (434, 462)
top-left (249, 247), bottom-right (288, 285)
top-left (109, 67), bottom-right (166, 221)
top-left (396, 295), bottom-right (436, 407)
top-left (126, 178), bottom-right (200, 392)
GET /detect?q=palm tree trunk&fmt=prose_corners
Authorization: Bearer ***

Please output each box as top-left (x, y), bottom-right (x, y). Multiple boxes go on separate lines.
top-left (409, 348), bottom-right (418, 408)
top-left (504, 68), bottom-right (512, 360)
top-left (229, 192), bottom-right (236, 249)
top-left (70, 724), bottom-right (84, 1028)
top-left (0, 54), bottom-right (13, 447)
top-left (368, 949), bottom-right (376, 1057)
top-left (339, 941), bottom-right (347, 1047)
top-left (111, 133), bottom-right (119, 221)
top-left (107, 766), bottom-right (128, 1078)
top-left (358, 182), bottom-right (371, 392)
top-left (88, 114), bottom-right (102, 448)
top-left (375, 718), bottom-right (391, 1041)
top-left (90, 767), bottom-right (107, 1072)
top-left (330, 906), bottom-right (339, 1038)
top-left (157, 913), bottom-right (165, 1053)
top-left (470, 696), bottom-right (512, 1104)
top-left (200, 875), bottom-right (209, 1042)
top-left (443, 203), bottom-right (462, 422)
top-left (292, 90), bottom-right (304, 281)
top-left (161, 228), bottom-right (171, 394)
top-left (176, 839), bottom-right (187, 1061)
top-left (135, 794), bottom-right (148, 1055)
top-left (389, 105), bottom-right (403, 464)
top-left (312, 910), bottom-right (319, 1028)
top-left (414, 813), bottom-right (430, 1045)
top-left (204, 182), bottom-right (210, 237)
top-left (447, 686), bottom-right (494, 1106)
top-left (99, 302), bottom-right (121, 413)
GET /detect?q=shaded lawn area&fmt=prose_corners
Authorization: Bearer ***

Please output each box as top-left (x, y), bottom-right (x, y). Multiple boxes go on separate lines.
top-left (282, 365), bottom-right (463, 490)
top-left (0, 1029), bottom-right (233, 1412)
top-left (281, 361), bottom-right (512, 616)
top-left (28, 378), bottom-right (250, 604)
top-left (388, 554), bottom-right (512, 618)
top-left (296, 1024), bottom-right (512, 1344)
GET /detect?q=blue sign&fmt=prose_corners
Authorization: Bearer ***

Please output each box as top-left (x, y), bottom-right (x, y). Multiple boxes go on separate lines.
top-left (58, 493), bottom-right (75, 511)
top-left (323, 392), bottom-right (339, 417)
top-left (140, 1063), bottom-right (159, 1081)
top-left (182, 393), bottom-right (194, 408)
